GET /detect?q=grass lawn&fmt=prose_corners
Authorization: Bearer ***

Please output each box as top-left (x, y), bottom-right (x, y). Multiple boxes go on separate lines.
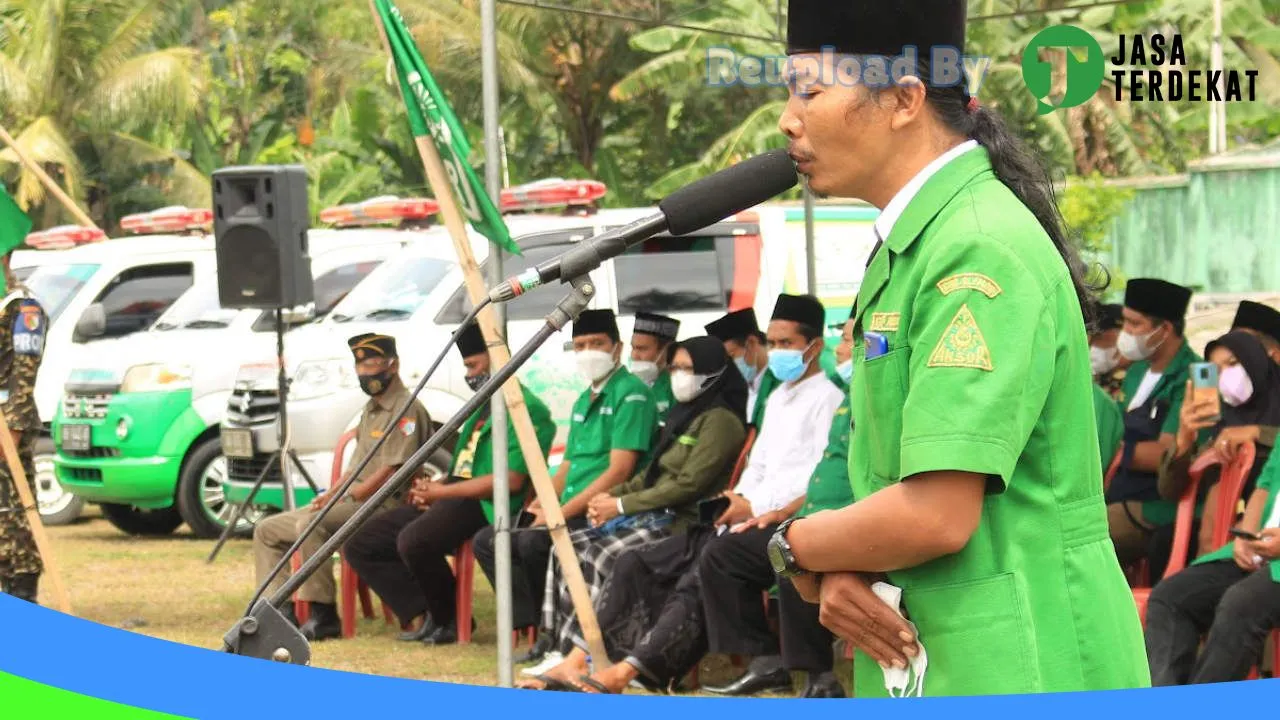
top-left (39, 508), bottom-right (824, 694)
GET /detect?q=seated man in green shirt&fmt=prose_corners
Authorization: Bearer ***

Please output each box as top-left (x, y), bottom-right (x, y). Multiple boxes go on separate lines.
top-left (344, 322), bottom-right (556, 645)
top-left (628, 312), bottom-right (680, 425)
top-left (513, 309), bottom-right (659, 666)
top-left (1108, 278), bottom-right (1198, 566)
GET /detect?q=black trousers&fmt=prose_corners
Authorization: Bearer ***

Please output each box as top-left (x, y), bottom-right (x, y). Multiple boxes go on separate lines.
top-left (1146, 559), bottom-right (1280, 685)
top-left (344, 498), bottom-right (488, 628)
top-left (697, 525), bottom-right (834, 673)
top-left (474, 516), bottom-right (589, 631)
top-left (585, 528), bottom-right (715, 687)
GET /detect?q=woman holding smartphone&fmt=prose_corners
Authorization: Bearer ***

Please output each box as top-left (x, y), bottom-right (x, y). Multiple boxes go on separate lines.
top-left (1158, 331), bottom-right (1280, 570)
top-left (1145, 445), bottom-right (1280, 685)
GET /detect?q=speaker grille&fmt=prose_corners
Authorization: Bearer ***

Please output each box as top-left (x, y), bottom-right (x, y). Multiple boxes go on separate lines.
top-left (217, 225), bottom-right (281, 307)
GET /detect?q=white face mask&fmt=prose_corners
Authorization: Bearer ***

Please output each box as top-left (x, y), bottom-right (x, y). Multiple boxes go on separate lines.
top-left (1090, 345), bottom-right (1120, 375)
top-left (1118, 326), bottom-right (1165, 362)
top-left (630, 360), bottom-right (660, 385)
top-left (577, 349), bottom-right (617, 385)
top-left (670, 370), bottom-right (711, 403)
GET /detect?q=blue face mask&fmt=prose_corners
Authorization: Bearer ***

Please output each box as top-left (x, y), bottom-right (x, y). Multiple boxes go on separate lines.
top-left (836, 359), bottom-right (854, 384)
top-left (768, 345), bottom-right (813, 383)
top-left (734, 356), bottom-right (758, 384)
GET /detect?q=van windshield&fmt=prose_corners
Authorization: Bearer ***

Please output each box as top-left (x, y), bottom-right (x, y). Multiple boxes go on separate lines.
top-left (329, 255), bottom-right (454, 323)
top-left (24, 263), bottom-right (100, 324)
top-left (153, 282), bottom-right (240, 331)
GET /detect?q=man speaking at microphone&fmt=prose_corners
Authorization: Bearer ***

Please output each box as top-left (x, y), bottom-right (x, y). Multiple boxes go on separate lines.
top-left (768, 0), bottom-right (1149, 697)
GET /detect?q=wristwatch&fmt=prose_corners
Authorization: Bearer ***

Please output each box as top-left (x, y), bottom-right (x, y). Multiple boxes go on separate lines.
top-left (767, 517), bottom-right (805, 577)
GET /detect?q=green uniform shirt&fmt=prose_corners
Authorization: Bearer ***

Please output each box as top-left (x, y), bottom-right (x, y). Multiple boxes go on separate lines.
top-left (798, 396), bottom-right (854, 518)
top-left (651, 372), bottom-right (676, 425)
top-left (845, 147), bottom-right (1148, 697)
top-left (561, 367), bottom-right (658, 503)
top-left (1192, 448), bottom-right (1280, 583)
top-left (750, 369), bottom-right (780, 430)
top-left (448, 382), bottom-right (556, 524)
top-left (1117, 341), bottom-right (1202, 526)
top-left (1093, 383), bottom-right (1124, 477)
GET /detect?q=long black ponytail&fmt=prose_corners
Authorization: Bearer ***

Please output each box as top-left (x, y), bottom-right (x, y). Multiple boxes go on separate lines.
top-left (886, 65), bottom-right (1106, 331)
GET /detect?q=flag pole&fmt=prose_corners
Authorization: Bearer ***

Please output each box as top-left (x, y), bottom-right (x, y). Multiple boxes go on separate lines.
top-left (367, 0), bottom-right (612, 669)
top-left (0, 124), bottom-right (100, 230)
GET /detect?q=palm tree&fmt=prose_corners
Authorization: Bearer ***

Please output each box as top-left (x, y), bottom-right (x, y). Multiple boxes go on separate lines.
top-left (0, 0), bottom-right (206, 228)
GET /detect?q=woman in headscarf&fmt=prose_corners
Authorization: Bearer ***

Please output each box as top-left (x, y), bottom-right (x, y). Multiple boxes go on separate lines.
top-left (1145, 330), bottom-right (1280, 582)
top-left (520, 336), bottom-right (748, 681)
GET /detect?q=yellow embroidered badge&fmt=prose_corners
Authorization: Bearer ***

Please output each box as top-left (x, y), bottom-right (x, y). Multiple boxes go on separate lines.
top-left (936, 273), bottom-right (1003, 299)
top-left (928, 304), bottom-right (994, 371)
top-left (869, 312), bottom-right (901, 332)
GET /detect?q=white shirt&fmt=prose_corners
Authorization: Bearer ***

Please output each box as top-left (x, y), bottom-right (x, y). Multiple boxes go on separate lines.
top-left (734, 371), bottom-right (846, 517)
top-left (873, 140), bottom-right (980, 242)
top-left (1127, 370), bottom-right (1162, 412)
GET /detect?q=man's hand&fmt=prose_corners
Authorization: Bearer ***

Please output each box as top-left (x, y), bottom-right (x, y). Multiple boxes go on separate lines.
top-left (715, 492), bottom-right (753, 528)
top-left (1232, 537), bottom-right (1261, 571)
top-left (586, 494), bottom-right (621, 527)
top-left (790, 573), bottom-right (821, 603)
top-left (408, 482), bottom-right (435, 509)
top-left (733, 508), bottom-right (788, 534)
top-left (528, 499), bottom-right (547, 528)
top-left (1215, 425), bottom-right (1260, 463)
top-left (1254, 527), bottom-right (1280, 560)
top-left (309, 491), bottom-right (337, 511)
top-left (816, 572), bottom-right (919, 670)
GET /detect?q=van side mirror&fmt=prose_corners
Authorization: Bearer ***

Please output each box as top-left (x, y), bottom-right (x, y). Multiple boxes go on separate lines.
top-left (73, 303), bottom-right (106, 343)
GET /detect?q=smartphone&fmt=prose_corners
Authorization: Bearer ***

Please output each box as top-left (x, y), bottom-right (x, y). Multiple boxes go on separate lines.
top-left (1189, 362), bottom-right (1222, 423)
top-left (698, 496), bottom-right (731, 526)
top-left (1229, 527), bottom-right (1263, 542)
top-left (516, 510), bottom-right (537, 529)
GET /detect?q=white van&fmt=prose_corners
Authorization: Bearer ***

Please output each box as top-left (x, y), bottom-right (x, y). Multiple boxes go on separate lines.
top-left (219, 202), bottom-right (794, 506)
top-left (21, 225), bottom-right (217, 523)
top-left (51, 225), bottom-right (417, 537)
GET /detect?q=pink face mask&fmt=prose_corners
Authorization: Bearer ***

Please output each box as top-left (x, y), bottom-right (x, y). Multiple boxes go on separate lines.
top-left (1219, 364), bottom-right (1254, 407)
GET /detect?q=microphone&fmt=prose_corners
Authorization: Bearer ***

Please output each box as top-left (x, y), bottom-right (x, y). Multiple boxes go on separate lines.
top-left (487, 149), bottom-right (798, 303)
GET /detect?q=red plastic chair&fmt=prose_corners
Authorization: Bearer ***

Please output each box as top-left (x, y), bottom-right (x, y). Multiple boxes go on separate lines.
top-left (1103, 448), bottom-right (1123, 492)
top-left (1132, 442), bottom-right (1256, 625)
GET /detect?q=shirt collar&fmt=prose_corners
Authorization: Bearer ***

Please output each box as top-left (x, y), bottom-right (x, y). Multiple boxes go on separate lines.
top-left (873, 140), bottom-right (980, 242)
top-left (366, 375), bottom-right (404, 412)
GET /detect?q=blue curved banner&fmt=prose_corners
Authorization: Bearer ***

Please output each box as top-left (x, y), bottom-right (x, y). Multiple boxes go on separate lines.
top-left (0, 595), bottom-right (1274, 717)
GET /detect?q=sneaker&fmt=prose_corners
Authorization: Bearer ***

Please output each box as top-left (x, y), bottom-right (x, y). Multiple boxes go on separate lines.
top-left (520, 651), bottom-right (564, 676)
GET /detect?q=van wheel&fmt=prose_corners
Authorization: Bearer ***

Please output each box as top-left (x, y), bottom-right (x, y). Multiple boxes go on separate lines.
top-left (34, 437), bottom-right (84, 526)
top-left (100, 503), bottom-right (184, 536)
top-left (176, 437), bottom-right (265, 539)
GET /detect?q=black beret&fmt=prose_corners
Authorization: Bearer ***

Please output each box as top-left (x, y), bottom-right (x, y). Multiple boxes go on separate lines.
top-left (1124, 279), bottom-right (1191, 326)
top-left (787, 0), bottom-right (968, 61)
top-left (348, 333), bottom-right (397, 361)
top-left (771, 293), bottom-right (826, 332)
top-left (705, 308), bottom-right (762, 343)
top-left (633, 312), bottom-right (680, 342)
top-left (1233, 300), bottom-right (1280, 345)
top-left (573, 309), bottom-right (620, 341)
top-left (456, 322), bottom-right (487, 359)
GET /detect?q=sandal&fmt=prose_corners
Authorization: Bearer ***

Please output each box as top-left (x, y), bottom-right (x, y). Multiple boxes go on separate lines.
top-left (570, 675), bottom-right (620, 694)
top-left (517, 674), bottom-right (574, 691)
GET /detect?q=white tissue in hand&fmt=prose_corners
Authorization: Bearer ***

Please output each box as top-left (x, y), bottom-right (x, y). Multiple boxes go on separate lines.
top-left (870, 581), bottom-right (928, 698)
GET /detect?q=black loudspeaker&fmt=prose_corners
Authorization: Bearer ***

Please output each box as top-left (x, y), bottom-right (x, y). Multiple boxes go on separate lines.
top-left (212, 165), bottom-right (314, 309)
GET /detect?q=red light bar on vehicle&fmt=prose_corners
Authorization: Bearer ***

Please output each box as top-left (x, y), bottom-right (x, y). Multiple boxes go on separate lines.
top-left (25, 225), bottom-right (107, 250)
top-left (120, 206), bottom-right (213, 235)
top-left (319, 197), bottom-right (441, 227)
top-left (500, 179), bottom-right (607, 212)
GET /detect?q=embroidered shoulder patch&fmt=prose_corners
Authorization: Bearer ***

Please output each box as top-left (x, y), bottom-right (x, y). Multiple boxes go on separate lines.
top-left (868, 312), bottom-right (900, 332)
top-left (399, 418), bottom-right (417, 436)
top-left (13, 299), bottom-right (45, 357)
top-left (927, 304), bottom-right (994, 371)
top-left (677, 435), bottom-right (698, 446)
top-left (936, 273), bottom-right (1003, 299)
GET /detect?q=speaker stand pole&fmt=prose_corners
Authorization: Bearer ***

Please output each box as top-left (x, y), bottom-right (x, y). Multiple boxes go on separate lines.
top-left (206, 310), bottom-right (319, 564)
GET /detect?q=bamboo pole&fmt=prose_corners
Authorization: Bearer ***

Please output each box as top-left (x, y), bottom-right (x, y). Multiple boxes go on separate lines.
top-left (368, 2), bottom-right (612, 669)
top-left (0, 411), bottom-right (72, 614)
top-left (0, 124), bottom-right (99, 230)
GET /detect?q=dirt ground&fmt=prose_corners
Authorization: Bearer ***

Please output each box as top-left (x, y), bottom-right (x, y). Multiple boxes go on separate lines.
top-left (37, 508), bottom-right (821, 694)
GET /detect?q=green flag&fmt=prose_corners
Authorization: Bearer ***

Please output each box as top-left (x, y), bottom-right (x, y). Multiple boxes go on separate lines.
top-left (0, 186), bottom-right (32, 291)
top-left (374, 0), bottom-right (520, 256)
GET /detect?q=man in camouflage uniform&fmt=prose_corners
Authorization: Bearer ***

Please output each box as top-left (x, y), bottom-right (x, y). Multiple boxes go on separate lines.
top-left (0, 246), bottom-right (47, 604)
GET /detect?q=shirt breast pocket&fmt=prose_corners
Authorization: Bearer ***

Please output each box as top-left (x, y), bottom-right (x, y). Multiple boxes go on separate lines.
top-left (860, 346), bottom-right (910, 483)
top-left (570, 415), bottom-right (610, 456)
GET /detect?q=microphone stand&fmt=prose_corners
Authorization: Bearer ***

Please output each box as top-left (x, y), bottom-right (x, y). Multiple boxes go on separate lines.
top-left (221, 274), bottom-right (597, 664)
